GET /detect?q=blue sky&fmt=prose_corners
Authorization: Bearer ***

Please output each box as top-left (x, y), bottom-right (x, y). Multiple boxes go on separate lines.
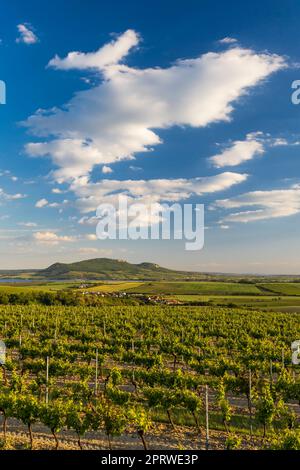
top-left (1, 0), bottom-right (300, 273)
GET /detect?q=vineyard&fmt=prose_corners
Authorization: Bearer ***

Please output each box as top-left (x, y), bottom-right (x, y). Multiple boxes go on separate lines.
top-left (0, 304), bottom-right (299, 450)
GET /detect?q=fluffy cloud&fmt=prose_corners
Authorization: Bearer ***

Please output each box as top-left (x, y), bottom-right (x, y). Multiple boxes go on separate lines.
top-left (78, 247), bottom-right (113, 256)
top-left (33, 231), bottom-right (75, 245)
top-left (18, 222), bottom-right (37, 227)
top-left (0, 188), bottom-right (26, 201)
top-left (35, 198), bottom-right (48, 208)
top-left (49, 29), bottom-right (139, 70)
top-left (208, 131), bottom-right (299, 168)
top-left (24, 31), bottom-right (285, 183)
top-left (16, 24), bottom-right (38, 45)
top-left (27, 139), bottom-right (115, 182)
top-left (209, 134), bottom-right (264, 168)
top-left (85, 234), bottom-right (97, 240)
top-left (35, 197), bottom-right (69, 209)
top-left (214, 185), bottom-right (300, 223)
top-left (78, 216), bottom-right (99, 225)
top-left (52, 188), bottom-right (65, 194)
top-left (218, 37), bottom-right (238, 44)
top-left (102, 165), bottom-right (113, 174)
top-left (71, 172), bottom-right (248, 213)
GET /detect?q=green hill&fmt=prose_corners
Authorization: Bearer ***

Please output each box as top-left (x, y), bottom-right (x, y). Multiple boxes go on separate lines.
top-left (38, 258), bottom-right (205, 280)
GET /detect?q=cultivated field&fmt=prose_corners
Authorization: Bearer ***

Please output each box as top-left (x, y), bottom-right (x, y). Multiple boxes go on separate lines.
top-left (0, 303), bottom-right (299, 450)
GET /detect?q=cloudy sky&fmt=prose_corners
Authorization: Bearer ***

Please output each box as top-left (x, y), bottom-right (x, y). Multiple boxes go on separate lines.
top-left (1, 0), bottom-right (300, 273)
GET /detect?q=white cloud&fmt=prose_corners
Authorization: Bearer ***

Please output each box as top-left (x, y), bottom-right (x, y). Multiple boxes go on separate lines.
top-left (78, 247), bottom-right (98, 254)
top-left (33, 231), bottom-right (75, 245)
top-left (85, 233), bottom-right (97, 240)
top-left (24, 32), bottom-right (285, 184)
top-left (214, 185), bottom-right (300, 223)
top-left (102, 165), bottom-right (113, 174)
top-left (208, 132), bottom-right (300, 168)
top-left (78, 247), bottom-right (113, 256)
top-left (78, 216), bottom-right (99, 225)
top-left (0, 170), bottom-right (18, 182)
top-left (0, 188), bottom-right (26, 201)
top-left (218, 37), bottom-right (238, 44)
top-left (16, 24), bottom-right (38, 45)
top-left (18, 222), bottom-right (37, 227)
top-left (52, 188), bottom-right (65, 194)
top-left (26, 139), bottom-right (118, 182)
top-left (209, 133), bottom-right (264, 168)
top-left (35, 198), bottom-right (69, 209)
top-left (35, 198), bottom-right (48, 208)
top-left (49, 29), bottom-right (139, 70)
top-left (71, 171), bottom-right (248, 213)
top-left (270, 138), bottom-right (289, 147)
top-left (129, 165), bottom-right (142, 171)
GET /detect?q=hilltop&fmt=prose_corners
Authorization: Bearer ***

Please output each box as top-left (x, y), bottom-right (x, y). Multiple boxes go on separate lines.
top-left (38, 258), bottom-right (206, 281)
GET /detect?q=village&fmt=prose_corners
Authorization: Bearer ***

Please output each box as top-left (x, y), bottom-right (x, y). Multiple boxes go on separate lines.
top-left (79, 286), bottom-right (182, 305)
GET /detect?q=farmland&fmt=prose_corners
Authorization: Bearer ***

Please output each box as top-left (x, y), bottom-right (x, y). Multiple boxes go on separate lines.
top-left (76, 280), bottom-right (300, 312)
top-left (124, 281), bottom-right (263, 295)
top-left (259, 283), bottom-right (300, 296)
top-left (0, 302), bottom-right (299, 450)
top-left (3, 279), bottom-right (300, 311)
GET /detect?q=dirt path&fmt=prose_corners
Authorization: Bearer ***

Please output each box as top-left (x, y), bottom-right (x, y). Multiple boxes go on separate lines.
top-left (0, 417), bottom-right (259, 450)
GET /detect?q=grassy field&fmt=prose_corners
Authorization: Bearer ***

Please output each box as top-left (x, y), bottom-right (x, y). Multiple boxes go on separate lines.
top-left (260, 282), bottom-right (300, 295)
top-left (80, 281), bottom-right (144, 293)
top-left (0, 282), bottom-right (80, 293)
top-left (169, 294), bottom-right (300, 310)
top-left (3, 280), bottom-right (300, 312)
top-left (1, 279), bottom-right (300, 296)
top-left (125, 281), bottom-right (263, 295)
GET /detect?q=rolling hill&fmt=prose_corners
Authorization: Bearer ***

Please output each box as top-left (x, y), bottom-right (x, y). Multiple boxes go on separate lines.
top-left (38, 258), bottom-right (206, 280)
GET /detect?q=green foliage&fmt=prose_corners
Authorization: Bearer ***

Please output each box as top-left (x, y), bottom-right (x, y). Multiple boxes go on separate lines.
top-left (0, 303), bottom-right (298, 449)
top-left (40, 400), bottom-right (67, 434)
top-left (268, 430), bottom-right (300, 450)
top-left (225, 434), bottom-right (242, 450)
top-left (254, 384), bottom-right (276, 436)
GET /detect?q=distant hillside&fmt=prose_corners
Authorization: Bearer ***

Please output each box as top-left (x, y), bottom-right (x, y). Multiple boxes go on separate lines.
top-left (38, 258), bottom-right (205, 280)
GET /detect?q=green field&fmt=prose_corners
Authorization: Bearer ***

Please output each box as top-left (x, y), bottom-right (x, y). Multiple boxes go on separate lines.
top-left (0, 282), bottom-right (82, 293)
top-left (3, 280), bottom-right (300, 312)
top-left (125, 281), bottom-right (263, 295)
top-left (260, 283), bottom-right (300, 295)
top-left (170, 294), bottom-right (300, 310)
top-left (80, 281), bottom-right (144, 293)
